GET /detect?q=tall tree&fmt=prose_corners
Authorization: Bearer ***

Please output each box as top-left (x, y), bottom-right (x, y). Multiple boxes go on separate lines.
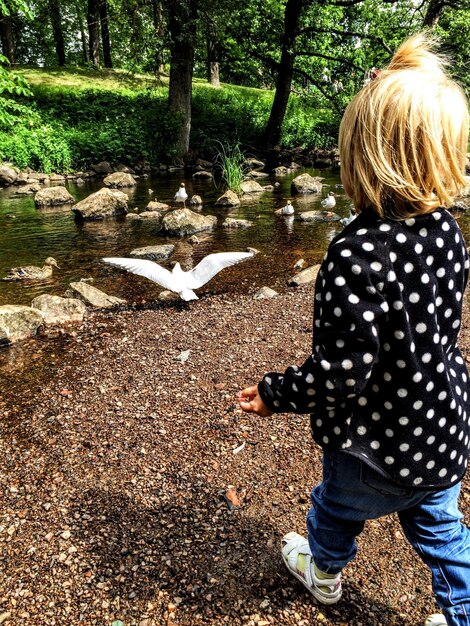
top-left (263, 0), bottom-right (304, 149)
top-left (167, 0), bottom-right (198, 161)
top-left (76, 0), bottom-right (89, 63)
top-left (87, 0), bottom-right (100, 66)
top-left (48, 0), bottom-right (66, 65)
top-left (99, 0), bottom-right (112, 67)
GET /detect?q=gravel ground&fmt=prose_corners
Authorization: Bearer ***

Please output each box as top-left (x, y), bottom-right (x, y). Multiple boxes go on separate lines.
top-left (0, 281), bottom-right (469, 626)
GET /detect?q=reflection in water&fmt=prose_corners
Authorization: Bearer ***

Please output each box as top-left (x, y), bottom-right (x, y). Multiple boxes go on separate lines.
top-left (1, 168), bottom-right (468, 307)
top-left (284, 215), bottom-right (294, 234)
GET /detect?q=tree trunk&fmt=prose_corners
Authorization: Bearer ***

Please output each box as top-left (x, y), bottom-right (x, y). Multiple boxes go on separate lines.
top-left (422, 0), bottom-right (446, 27)
top-left (206, 37), bottom-right (220, 87)
top-left (99, 0), bottom-right (112, 68)
top-left (48, 0), bottom-right (66, 66)
top-left (87, 0), bottom-right (100, 67)
top-left (168, 0), bottom-right (197, 161)
top-left (75, 1), bottom-right (89, 63)
top-left (0, 11), bottom-right (15, 65)
top-left (263, 0), bottom-right (304, 149)
top-left (152, 0), bottom-right (165, 76)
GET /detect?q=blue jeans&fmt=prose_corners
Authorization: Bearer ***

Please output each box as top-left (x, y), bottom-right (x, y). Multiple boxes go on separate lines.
top-left (307, 451), bottom-right (470, 626)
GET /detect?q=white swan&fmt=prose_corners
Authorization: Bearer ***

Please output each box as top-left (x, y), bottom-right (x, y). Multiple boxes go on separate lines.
top-left (103, 251), bottom-right (254, 301)
top-left (321, 192), bottom-right (336, 209)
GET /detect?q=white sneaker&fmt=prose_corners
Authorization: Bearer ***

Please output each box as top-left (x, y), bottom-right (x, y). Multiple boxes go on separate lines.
top-left (281, 531), bottom-right (342, 604)
top-left (424, 614), bottom-right (447, 626)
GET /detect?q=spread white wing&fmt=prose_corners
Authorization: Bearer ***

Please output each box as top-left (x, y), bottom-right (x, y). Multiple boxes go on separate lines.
top-left (102, 257), bottom-right (178, 292)
top-left (186, 252), bottom-right (254, 289)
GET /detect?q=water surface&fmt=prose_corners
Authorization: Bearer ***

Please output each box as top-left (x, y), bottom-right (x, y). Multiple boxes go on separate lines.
top-left (0, 168), bottom-right (355, 305)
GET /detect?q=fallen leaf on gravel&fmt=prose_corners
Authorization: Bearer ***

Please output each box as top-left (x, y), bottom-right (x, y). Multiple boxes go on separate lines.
top-left (224, 488), bottom-right (241, 510)
top-left (0, 613), bottom-right (11, 625)
top-left (59, 389), bottom-right (72, 397)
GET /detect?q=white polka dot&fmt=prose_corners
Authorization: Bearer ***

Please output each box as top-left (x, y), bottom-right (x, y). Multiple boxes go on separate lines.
top-left (385, 456), bottom-right (394, 464)
top-left (416, 323), bottom-right (427, 333)
top-left (357, 426), bottom-right (367, 435)
top-left (400, 468), bottom-right (410, 477)
top-left (363, 311), bottom-right (375, 322)
top-left (342, 359), bottom-right (353, 370)
top-left (371, 441), bottom-right (380, 449)
top-left (409, 293), bottom-right (420, 303)
top-left (404, 263), bottom-right (414, 273)
top-left (341, 249), bottom-right (352, 257)
top-left (362, 242), bottom-right (374, 251)
top-left (352, 264), bottom-right (361, 274)
top-left (348, 294), bottom-right (360, 304)
top-left (396, 233), bottom-right (407, 243)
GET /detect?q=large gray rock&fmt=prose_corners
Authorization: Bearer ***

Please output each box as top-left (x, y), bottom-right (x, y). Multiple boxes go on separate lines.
top-left (14, 183), bottom-right (41, 196)
top-left (162, 208), bottom-right (217, 236)
top-left (240, 180), bottom-right (264, 194)
top-left (244, 157), bottom-right (265, 171)
top-left (146, 201), bottom-right (171, 212)
top-left (31, 294), bottom-right (86, 325)
top-left (291, 173), bottom-right (323, 195)
top-left (253, 286), bottom-right (278, 300)
top-left (0, 305), bottom-right (44, 345)
top-left (129, 244), bottom-right (175, 261)
top-left (34, 186), bottom-right (75, 208)
top-left (91, 161), bottom-right (113, 175)
top-left (222, 218), bottom-right (253, 229)
top-left (288, 264), bottom-right (320, 287)
top-left (72, 188), bottom-right (128, 220)
top-left (299, 210), bottom-right (340, 222)
top-left (0, 164), bottom-right (18, 186)
top-left (66, 282), bottom-right (126, 308)
top-left (192, 170), bottom-right (213, 180)
top-left (103, 172), bottom-right (137, 188)
top-left (214, 190), bottom-right (240, 207)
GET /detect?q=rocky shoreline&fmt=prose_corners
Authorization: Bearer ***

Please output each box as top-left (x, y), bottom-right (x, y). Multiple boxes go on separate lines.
top-left (1, 285), bottom-right (469, 626)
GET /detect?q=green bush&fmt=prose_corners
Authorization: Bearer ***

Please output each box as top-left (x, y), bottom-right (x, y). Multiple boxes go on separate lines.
top-left (0, 70), bottom-right (339, 173)
top-left (0, 123), bottom-right (72, 172)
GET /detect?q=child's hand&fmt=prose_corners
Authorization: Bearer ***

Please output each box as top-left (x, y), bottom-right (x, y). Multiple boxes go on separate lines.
top-left (237, 385), bottom-right (273, 417)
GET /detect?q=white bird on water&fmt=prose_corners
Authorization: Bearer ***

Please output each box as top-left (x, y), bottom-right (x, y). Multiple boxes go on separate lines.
top-left (340, 208), bottom-right (357, 227)
top-left (281, 200), bottom-right (294, 215)
top-left (103, 251), bottom-right (254, 301)
top-left (174, 182), bottom-right (188, 207)
top-left (321, 191), bottom-right (336, 210)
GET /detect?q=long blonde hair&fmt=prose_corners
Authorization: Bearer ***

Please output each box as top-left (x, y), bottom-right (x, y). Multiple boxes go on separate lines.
top-left (339, 33), bottom-right (469, 219)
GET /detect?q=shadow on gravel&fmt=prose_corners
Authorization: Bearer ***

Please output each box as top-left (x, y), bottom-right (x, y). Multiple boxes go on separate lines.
top-left (70, 487), bottom-right (409, 624)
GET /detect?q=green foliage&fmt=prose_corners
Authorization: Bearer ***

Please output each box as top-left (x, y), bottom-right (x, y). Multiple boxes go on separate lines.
top-left (281, 97), bottom-right (339, 150)
top-left (0, 53), bottom-right (35, 128)
top-left (212, 141), bottom-right (246, 193)
top-left (0, 123), bottom-right (72, 172)
top-left (191, 84), bottom-right (271, 152)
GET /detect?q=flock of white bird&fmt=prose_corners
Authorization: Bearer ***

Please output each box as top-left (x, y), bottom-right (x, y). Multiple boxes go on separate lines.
top-left (3, 181), bottom-right (357, 301)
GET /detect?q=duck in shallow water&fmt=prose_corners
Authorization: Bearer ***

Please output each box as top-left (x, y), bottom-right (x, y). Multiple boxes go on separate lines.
top-left (2, 257), bottom-right (59, 282)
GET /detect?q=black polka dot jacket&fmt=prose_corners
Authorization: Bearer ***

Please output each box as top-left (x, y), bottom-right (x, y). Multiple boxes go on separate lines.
top-left (258, 208), bottom-right (470, 489)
